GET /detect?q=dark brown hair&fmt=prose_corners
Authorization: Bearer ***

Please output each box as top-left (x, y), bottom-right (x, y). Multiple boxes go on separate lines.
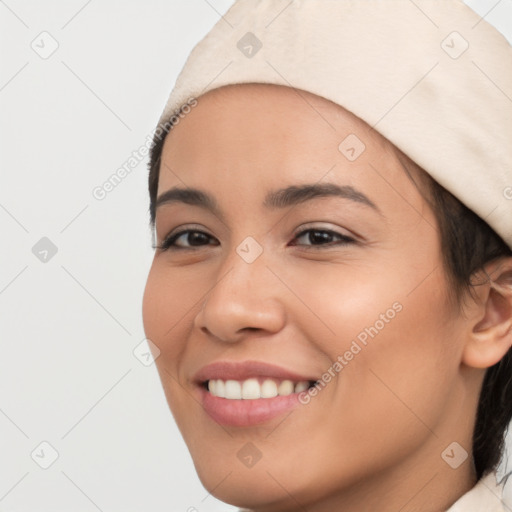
top-left (147, 109), bottom-right (512, 482)
top-left (394, 148), bottom-right (512, 480)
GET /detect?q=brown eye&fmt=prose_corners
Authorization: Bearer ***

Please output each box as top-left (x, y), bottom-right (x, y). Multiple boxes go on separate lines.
top-left (291, 229), bottom-right (355, 248)
top-left (156, 230), bottom-right (219, 251)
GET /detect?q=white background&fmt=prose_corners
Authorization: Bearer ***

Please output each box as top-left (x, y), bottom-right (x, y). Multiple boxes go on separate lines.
top-left (0, 1), bottom-right (511, 511)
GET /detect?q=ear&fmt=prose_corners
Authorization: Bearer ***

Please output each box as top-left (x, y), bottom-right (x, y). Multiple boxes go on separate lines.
top-left (462, 257), bottom-right (512, 369)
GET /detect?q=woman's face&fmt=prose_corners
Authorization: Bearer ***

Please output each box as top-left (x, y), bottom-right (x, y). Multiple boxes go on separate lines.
top-left (142, 84), bottom-right (474, 510)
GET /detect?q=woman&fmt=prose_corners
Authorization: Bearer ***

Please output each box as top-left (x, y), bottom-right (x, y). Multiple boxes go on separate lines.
top-left (142, 1), bottom-right (512, 510)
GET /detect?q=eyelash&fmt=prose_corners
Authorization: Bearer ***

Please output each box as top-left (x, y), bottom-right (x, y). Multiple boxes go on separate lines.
top-left (153, 226), bottom-right (356, 252)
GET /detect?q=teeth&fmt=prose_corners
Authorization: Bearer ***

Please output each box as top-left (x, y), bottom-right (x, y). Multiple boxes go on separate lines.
top-left (261, 379), bottom-right (278, 398)
top-left (215, 379), bottom-right (225, 397)
top-left (225, 380), bottom-right (242, 399)
top-left (242, 378), bottom-right (260, 399)
top-left (207, 378), bottom-right (311, 399)
top-left (278, 380), bottom-right (294, 396)
top-left (294, 381), bottom-right (309, 393)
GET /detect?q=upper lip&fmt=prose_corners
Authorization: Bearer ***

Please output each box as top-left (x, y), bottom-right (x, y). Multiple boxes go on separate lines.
top-left (194, 360), bottom-right (318, 384)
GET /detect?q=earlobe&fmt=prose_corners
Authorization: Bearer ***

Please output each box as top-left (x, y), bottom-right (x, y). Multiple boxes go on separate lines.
top-left (462, 258), bottom-right (512, 369)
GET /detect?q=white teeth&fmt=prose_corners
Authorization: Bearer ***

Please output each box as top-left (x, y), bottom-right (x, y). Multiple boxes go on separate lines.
top-left (278, 380), bottom-right (294, 396)
top-left (261, 379), bottom-right (278, 398)
top-left (215, 379), bottom-right (225, 397)
top-left (207, 378), bottom-right (311, 399)
top-left (224, 380), bottom-right (242, 399)
top-left (242, 378), bottom-right (260, 399)
top-left (294, 381), bottom-right (309, 393)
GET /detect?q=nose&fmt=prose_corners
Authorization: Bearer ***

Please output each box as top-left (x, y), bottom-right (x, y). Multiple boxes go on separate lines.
top-left (193, 247), bottom-right (287, 343)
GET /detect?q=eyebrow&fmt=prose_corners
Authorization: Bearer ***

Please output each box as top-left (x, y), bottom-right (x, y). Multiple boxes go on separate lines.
top-left (155, 182), bottom-right (381, 220)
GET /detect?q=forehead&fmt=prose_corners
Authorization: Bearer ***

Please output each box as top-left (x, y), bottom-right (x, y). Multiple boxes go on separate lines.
top-left (165, 83), bottom-right (385, 146)
top-left (157, 83), bottom-right (429, 220)
top-left (161, 84), bottom-right (391, 171)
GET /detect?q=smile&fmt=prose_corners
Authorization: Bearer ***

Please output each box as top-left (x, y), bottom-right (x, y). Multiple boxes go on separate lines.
top-left (194, 360), bottom-right (319, 426)
top-left (205, 377), bottom-right (315, 399)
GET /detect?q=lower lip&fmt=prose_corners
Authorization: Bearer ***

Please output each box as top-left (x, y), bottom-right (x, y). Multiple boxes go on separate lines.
top-left (199, 386), bottom-right (303, 427)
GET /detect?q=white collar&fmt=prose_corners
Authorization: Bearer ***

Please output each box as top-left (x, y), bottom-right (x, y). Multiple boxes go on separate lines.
top-left (445, 470), bottom-right (507, 512)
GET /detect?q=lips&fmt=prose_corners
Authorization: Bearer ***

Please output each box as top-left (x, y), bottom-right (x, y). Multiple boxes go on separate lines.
top-left (193, 360), bottom-right (319, 427)
top-left (194, 360), bottom-right (318, 383)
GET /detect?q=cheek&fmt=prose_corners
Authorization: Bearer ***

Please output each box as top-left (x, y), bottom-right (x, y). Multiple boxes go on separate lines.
top-left (326, 267), bottom-right (457, 435)
top-left (142, 262), bottom-right (198, 367)
top-left (142, 263), bottom-right (198, 423)
top-left (268, 265), bottom-right (459, 487)
top-left (142, 266), bottom-right (169, 348)
top-left (292, 257), bottom-right (458, 421)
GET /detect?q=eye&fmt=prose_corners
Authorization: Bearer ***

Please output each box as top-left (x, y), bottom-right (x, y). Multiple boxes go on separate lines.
top-left (154, 228), bottom-right (218, 251)
top-left (154, 225), bottom-right (356, 252)
top-left (289, 228), bottom-right (356, 248)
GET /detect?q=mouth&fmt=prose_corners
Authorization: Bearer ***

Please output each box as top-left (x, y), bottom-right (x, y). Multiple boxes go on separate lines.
top-left (202, 377), bottom-right (318, 399)
top-left (193, 360), bottom-right (320, 427)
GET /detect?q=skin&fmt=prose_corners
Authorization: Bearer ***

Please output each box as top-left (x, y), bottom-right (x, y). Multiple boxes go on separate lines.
top-left (142, 83), bottom-right (512, 511)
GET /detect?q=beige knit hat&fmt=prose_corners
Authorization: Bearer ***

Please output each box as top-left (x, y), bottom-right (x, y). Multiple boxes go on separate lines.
top-left (155, 0), bottom-right (512, 248)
